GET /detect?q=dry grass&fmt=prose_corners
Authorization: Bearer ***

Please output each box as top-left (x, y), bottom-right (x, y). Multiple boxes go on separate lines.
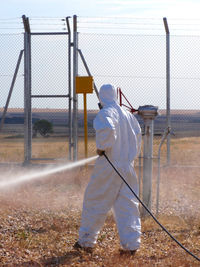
top-left (0, 136), bottom-right (200, 266)
top-left (0, 136), bottom-right (96, 162)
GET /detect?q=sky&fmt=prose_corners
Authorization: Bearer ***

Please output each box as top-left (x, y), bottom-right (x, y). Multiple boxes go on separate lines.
top-left (1, 0), bottom-right (200, 36)
top-left (1, 0), bottom-right (200, 20)
top-left (1, 0), bottom-right (200, 110)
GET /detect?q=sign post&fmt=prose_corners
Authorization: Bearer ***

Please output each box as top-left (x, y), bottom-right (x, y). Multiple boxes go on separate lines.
top-left (76, 76), bottom-right (93, 158)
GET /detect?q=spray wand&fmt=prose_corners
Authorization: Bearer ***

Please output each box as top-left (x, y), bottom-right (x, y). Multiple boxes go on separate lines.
top-left (102, 151), bottom-right (200, 262)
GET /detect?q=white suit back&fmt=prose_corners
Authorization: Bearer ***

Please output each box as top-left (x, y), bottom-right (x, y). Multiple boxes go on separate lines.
top-left (94, 84), bottom-right (141, 167)
top-left (78, 84), bottom-right (142, 250)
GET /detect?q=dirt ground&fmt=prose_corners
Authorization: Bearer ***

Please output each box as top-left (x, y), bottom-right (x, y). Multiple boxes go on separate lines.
top-left (0, 162), bottom-right (199, 266)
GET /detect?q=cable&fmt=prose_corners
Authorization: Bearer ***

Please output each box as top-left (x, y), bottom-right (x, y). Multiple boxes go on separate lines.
top-left (29, 17), bottom-right (65, 20)
top-left (79, 16), bottom-right (162, 21)
top-left (78, 26), bottom-right (164, 31)
top-left (78, 21), bottom-right (162, 26)
top-left (103, 152), bottom-right (200, 262)
top-left (0, 17), bottom-right (20, 20)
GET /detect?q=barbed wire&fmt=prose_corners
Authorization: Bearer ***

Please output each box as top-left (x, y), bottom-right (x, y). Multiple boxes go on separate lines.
top-left (0, 17), bottom-right (21, 20)
top-left (78, 26), bottom-right (164, 31)
top-left (30, 17), bottom-right (67, 20)
top-left (77, 16), bottom-right (200, 35)
top-left (79, 15), bottom-right (200, 21)
top-left (0, 17), bottom-right (68, 33)
top-left (1, 16), bottom-right (200, 34)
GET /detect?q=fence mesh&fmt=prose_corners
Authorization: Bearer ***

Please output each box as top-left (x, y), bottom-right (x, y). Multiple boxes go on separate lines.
top-left (1, 18), bottom-right (200, 163)
top-left (78, 33), bottom-right (200, 151)
top-left (0, 33), bottom-right (24, 109)
top-left (0, 33), bottom-right (70, 163)
top-left (0, 33), bottom-right (24, 162)
top-left (31, 34), bottom-right (70, 162)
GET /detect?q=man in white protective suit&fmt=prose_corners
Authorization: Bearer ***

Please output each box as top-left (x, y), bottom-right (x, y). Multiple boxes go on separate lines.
top-left (74, 84), bottom-right (142, 254)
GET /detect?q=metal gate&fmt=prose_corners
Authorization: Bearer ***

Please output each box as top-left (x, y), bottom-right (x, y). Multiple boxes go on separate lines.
top-left (23, 15), bottom-right (74, 164)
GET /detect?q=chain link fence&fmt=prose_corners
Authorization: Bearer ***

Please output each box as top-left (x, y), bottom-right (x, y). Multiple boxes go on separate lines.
top-left (76, 29), bottom-right (200, 216)
top-left (0, 32), bottom-right (71, 163)
top-left (77, 32), bottom-right (200, 163)
top-left (1, 17), bottom-right (200, 164)
top-left (30, 34), bottom-right (70, 162)
top-left (0, 33), bottom-right (24, 163)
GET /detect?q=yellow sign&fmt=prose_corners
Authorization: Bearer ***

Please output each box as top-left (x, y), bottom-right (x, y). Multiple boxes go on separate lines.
top-left (76, 76), bottom-right (93, 94)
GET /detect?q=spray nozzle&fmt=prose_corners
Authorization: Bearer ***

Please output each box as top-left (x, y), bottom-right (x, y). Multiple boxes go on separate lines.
top-left (96, 149), bottom-right (105, 156)
top-left (98, 102), bottom-right (103, 110)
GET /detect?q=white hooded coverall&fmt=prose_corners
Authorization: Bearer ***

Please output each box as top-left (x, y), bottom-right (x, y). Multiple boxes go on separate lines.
top-left (78, 84), bottom-right (142, 250)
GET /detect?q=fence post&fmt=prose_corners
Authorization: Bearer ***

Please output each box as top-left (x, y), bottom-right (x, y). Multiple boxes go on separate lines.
top-left (66, 16), bottom-right (73, 160)
top-left (22, 15), bottom-right (32, 165)
top-left (163, 17), bottom-right (171, 165)
top-left (73, 15), bottom-right (78, 161)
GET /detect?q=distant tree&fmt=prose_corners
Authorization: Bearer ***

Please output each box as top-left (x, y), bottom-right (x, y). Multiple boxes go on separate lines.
top-left (33, 119), bottom-right (53, 137)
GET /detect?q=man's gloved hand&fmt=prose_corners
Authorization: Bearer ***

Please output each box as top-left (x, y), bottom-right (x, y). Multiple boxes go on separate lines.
top-left (96, 149), bottom-right (105, 156)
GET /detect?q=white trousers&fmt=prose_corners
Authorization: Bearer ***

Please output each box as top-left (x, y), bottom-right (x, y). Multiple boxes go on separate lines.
top-left (78, 156), bottom-right (141, 250)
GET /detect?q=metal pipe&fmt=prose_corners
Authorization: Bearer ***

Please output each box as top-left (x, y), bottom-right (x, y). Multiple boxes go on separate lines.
top-left (23, 15), bottom-right (32, 165)
top-left (0, 50), bottom-right (24, 132)
top-left (83, 93), bottom-right (88, 158)
top-left (28, 25), bottom-right (32, 164)
top-left (138, 105), bottom-right (158, 216)
top-left (31, 94), bottom-right (69, 98)
top-left (77, 48), bottom-right (99, 100)
top-left (23, 31), bottom-right (28, 164)
top-left (143, 119), bottom-right (154, 214)
top-left (66, 16), bottom-right (72, 160)
top-left (163, 17), bottom-right (171, 165)
top-left (156, 127), bottom-right (171, 216)
top-left (72, 15), bottom-right (78, 161)
top-left (30, 32), bottom-right (68, 35)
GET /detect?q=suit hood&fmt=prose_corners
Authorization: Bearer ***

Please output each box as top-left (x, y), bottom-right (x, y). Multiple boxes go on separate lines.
top-left (99, 84), bottom-right (118, 106)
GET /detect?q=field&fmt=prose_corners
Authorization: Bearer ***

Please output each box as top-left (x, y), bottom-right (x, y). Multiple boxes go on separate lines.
top-left (0, 137), bottom-right (200, 266)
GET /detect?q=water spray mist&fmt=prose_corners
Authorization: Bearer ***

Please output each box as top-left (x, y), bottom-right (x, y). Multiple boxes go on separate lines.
top-left (0, 156), bottom-right (98, 189)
